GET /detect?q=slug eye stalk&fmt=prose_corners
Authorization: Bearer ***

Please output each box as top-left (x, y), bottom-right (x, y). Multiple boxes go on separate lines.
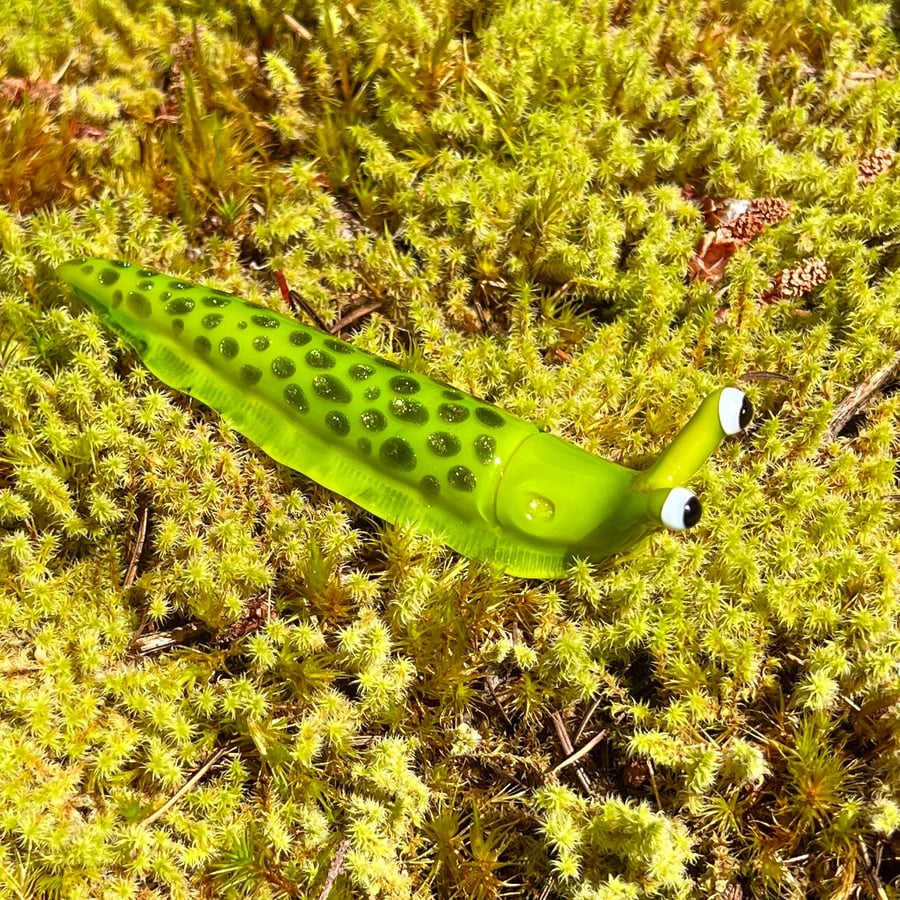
top-left (639, 387), bottom-right (752, 491)
top-left (56, 257), bottom-right (753, 578)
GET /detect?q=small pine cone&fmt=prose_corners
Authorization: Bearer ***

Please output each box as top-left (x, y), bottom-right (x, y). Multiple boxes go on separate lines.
top-left (214, 594), bottom-right (272, 646)
top-left (167, 35), bottom-right (196, 93)
top-left (721, 197), bottom-right (792, 242)
top-left (622, 757), bottom-right (651, 789)
top-left (858, 148), bottom-right (895, 184)
top-left (767, 257), bottom-right (829, 301)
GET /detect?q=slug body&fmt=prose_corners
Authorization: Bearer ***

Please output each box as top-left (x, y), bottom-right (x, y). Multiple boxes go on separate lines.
top-left (57, 259), bottom-right (751, 578)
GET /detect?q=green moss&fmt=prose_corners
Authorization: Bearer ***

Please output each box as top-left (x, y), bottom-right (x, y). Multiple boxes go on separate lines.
top-left (1, 0), bottom-right (900, 897)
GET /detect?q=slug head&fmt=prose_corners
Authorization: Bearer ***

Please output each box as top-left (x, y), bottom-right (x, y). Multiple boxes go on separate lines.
top-left (495, 387), bottom-right (752, 564)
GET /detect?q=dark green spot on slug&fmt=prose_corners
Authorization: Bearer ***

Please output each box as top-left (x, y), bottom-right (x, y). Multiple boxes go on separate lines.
top-left (474, 434), bottom-right (497, 464)
top-left (290, 330), bottom-right (311, 346)
top-left (81, 264), bottom-right (94, 274)
top-left (306, 349), bottom-right (335, 369)
top-left (166, 297), bottom-right (195, 315)
top-left (442, 390), bottom-right (463, 401)
top-left (284, 384), bottom-right (309, 413)
top-left (219, 338), bottom-right (239, 359)
top-left (364, 387), bottom-right (381, 401)
top-left (202, 314), bottom-right (223, 329)
top-left (448, 465), bottom-right (476, 491)
top-left (361, 410), bottom-right (386, 432)
top-left (251, 314), bottom-right (280, 329)
top-left (326, 411), bottom-right (350, 436)
top-left (380, 437), bottom-right (416, 471)
top-left (438, 403), bottom-right (469, 423)
top-left (427, 432), bottom-right (460, 457)
top-left (357, 437), bottom-right (372, 456)
top-left (138, 281), bottom-right (155, 291)
top-left (349, 364), bottom-right (375, 381)
top-left (389, 398), bottom-right (429, 424)
top-left (203, 295), bottom-right (231, 307)
top-left (172, 319), bottom-right (184, 334)
top-left (390, 376), bottom-right (420, 395)
top-left (111, 261), bottom-right (131, 269)
top-left (111, 290), bottom-right (123, 308)
top-left (253, 336), bottom-right (270, 351)
top-left (324, 339), bottom-right (353, 354)
top-left (271, 357), bottom-right (296, 378)
top-left (475, 408), bottom-right (505, 428)
top-left (237, 321), bottom-right (247, 329)
top-left (126, 292), bottom-right (152, 318)
top-left (167, 280), bottom-right (187, 290)
top-left (420, 475), bottom-right (440, 497)
top-left (313, 375), bottom-right (351, 403)
top-left (98, 268), bottom-right (120, 286)
top-left (194, 336), bottom-right (211, 355)
top-left (137, 268), bottom-right (156, 278)
top-left (241, 365), bottom-right (262, 385)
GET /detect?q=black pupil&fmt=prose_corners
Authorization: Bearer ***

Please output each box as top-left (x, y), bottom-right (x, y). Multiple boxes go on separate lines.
top-left (683, 496), bottom-right (702, 528)
top-left (739, 397), bottom-right (753, 430)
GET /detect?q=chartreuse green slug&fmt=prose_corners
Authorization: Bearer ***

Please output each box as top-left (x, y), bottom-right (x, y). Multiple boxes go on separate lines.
top-left (57, 258), bottom-right (752, 579)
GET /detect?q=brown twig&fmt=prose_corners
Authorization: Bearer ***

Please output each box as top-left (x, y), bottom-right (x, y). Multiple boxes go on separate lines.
top-left (646, 758), bottom-right (663, 810)
top-left (275, 271), bottom-right (381, 336)
top-left (332, 303), bottom-right (383, 334)
top-left (485, 675), bottom-right (515, 731)
top-left (573, 696), bottom-right (603, 744)
top-left (0, 664), bottom-right (40, 677)
top-left (290, 289), bottom-right (330, 333)
top-left (550, 711), bottom-right (591, 791)
top-left (857, 837), bottom-right (889, 900)
top-left (316, 837), bottom-right (351, 900)
top-left (549, 729), bottom-right (607, 776)
top-left (123, 505), bottom-right (150, 588)
top-left (827, 350), bottom-right (900, 441)
top-left (551, 711), bottom-right (574, 756)
top-left (141, 745), bottom-right (232, 826)
top-left (282, 12), bottom-right (313, 40)
top-left (131, 624), bottom-right (205, 656)
top-left (740, 371), bottom-right (792, 384)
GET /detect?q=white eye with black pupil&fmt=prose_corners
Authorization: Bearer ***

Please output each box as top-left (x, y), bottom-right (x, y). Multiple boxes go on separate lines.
top-left (718, 387), bottom-right (752, 435)
top-left (661, 487), bottom-right (702, 531)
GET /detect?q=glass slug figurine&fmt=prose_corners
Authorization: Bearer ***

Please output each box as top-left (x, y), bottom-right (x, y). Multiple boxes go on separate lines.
top-left (57, 259), bottom-right (752, 579)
